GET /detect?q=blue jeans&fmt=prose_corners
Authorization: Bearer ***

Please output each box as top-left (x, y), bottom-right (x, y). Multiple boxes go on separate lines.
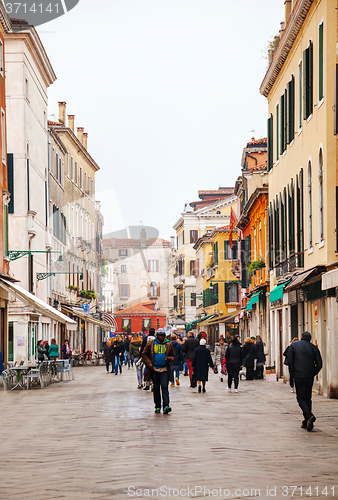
top-left (170, 364), bottom-right (180, 383)
top-left (134, 357), bottom-right (143, 385)
top-left (184, 362), bottom-right (188, 375)
top-left (114, 355), bottom-right (122, 374)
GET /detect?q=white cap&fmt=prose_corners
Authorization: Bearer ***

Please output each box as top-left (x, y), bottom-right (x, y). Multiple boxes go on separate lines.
top-left (200, 339), bottom-right (206, 345)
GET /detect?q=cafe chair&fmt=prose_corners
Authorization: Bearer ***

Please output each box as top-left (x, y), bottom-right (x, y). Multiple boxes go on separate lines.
top-left (26, 364), bottom-right (44, 389)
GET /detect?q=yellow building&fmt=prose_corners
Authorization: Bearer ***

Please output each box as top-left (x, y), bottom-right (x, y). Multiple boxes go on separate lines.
top-left (260, 0), bottom-right (337, 396)
top-left (194, 226), bottom-right (240, 348)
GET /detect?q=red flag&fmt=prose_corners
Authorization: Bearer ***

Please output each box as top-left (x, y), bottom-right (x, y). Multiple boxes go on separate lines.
top-left (229, 207), bottom-right (238, 248)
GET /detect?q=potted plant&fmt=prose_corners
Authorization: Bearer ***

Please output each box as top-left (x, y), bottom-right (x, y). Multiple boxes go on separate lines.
top-left (248, 258), bottom-right (266, 276)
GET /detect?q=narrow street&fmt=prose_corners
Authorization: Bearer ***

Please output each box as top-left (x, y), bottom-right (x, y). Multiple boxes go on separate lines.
top-left (0, 366), bottom-right (337, 500)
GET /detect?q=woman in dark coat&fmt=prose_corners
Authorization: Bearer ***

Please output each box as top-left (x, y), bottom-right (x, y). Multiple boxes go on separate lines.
top-left (242, 337), bottom-right (255, 380)
top-left (192, 339), bottom-right (214, 393)
top-left (254, 335), bottom-right (266, 379)
top-left (225, 337), bottom-right (242, 392)
top-left (103, 339), bottom-right (112, 373)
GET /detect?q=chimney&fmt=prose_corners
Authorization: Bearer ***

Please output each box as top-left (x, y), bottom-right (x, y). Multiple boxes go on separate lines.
top-left (279, 21), bottom-right (285, 38)
top-left (77, 127), bottom-right (84, 145)
top-left (83, 132), bottom-right (88, 150)
top-left (140, 228), bottom-right (147, 248)
top-left (284, 0), bottom-right (292, 25)
top-left (68, 115), bottom-right (75, 132)
top-left (170, 236), bottom-right (175, 247)
top-left (58, 101), bottom-right (66, 125)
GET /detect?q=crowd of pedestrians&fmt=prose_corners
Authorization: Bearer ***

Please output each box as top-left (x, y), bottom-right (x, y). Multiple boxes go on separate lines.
top-left (101, 328), bottom-right (322, 431)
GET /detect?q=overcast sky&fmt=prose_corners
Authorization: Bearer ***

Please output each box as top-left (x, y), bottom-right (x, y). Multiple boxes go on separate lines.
top-left (38, 0), bottom-right (284, 241)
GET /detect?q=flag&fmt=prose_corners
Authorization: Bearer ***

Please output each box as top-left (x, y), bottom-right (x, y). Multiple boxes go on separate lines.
top-left (229, 207), bottom-right (238, 248)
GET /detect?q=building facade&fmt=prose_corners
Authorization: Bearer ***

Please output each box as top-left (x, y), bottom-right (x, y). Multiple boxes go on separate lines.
top-left (102, 229), bottom-right (172, 319)
top-left (260, 0), bottom-right (337, 396)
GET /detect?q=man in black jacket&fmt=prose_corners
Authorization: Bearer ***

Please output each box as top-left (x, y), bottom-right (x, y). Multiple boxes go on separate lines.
top-left (287, 331), bottom-right (322, 431)
top-left (182, 332), bottom-right (199, 385)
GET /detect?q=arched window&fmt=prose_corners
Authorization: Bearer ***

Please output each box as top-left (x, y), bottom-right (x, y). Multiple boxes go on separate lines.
top-left (307, 161), bottom-right (313, 249)
top-left (318, 149), bottom-right (324, 242)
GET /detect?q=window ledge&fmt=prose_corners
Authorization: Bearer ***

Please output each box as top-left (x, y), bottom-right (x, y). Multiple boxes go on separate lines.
top-left (318, 240), bottom-right (325, 249)
top-left (308, 247), bottom-right (314, 255)
top-left (298, 127), bottom-right (303, 136)
top-left (275, 159), bottom-right (279, 167)
top-left (289, 139), bottom-right (294, 148)
top-left (306, 114), bottom-right (313, 124)
top-left (317, 99), bottom-right (324, 110)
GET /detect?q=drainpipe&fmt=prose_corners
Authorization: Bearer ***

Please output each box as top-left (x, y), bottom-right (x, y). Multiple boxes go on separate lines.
top-left (246, 153), bottom-right (258, 167)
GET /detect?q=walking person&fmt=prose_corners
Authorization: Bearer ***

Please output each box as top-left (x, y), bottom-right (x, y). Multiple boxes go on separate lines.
top-left (225, 337), bottom-right (243, 392)
top-left (143, 335), bottom-right (155, 391)
top-left (283, 337), bottom-right (299, 392)
top-left (254, 335), bottom-right (266, 379)
top-left (192, 338), bottom-right (214, 393)
top-left (170, 334), bottom-right (183, 387)
top-left (61, 339), bottom-right (71, 360)
top-left (287, 331), bottom-right (322, 431)
top-left (103, 339), bottom-right (112, 373)
top-left (124, 335), bottom-right (132, 368)
top-left (142, 328), bottom-right (175, 414)
top-left (48, 338), bottom-right (59, 360)
top-left (110, 336), bottom-right (124, 375)
top-left (129, 333), bottom-right (143, 388)
top-left (183, 331), bottom-right (199, 386)
top-left (242, 337), bottom-right (255, 380)
top-left (214, 337), bottom-right (226, 382)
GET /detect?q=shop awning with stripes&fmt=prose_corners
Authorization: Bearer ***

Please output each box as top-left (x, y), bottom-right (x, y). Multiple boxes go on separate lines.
top-left (270, 280), bottom-right (291, 303)
top-left (246, 291), bottom-right (261, 310)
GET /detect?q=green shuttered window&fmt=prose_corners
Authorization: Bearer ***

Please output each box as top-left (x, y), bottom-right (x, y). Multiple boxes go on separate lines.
top-left (303, 41), bottom-right (313, 120)
top-left (267, 114), bottom-right (273, 170)
top-left (319, 22), bottom-right (324, 102)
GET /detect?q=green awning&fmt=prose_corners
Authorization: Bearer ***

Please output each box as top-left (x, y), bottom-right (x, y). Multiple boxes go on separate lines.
top-left (186, 315), bottom-right (214, 331)
top-left (270, 281), bottom-right (290, 303)
top-left (246, 291), bottom-right (261, 310)
top-left (250, 292), bottom-right (261, 305)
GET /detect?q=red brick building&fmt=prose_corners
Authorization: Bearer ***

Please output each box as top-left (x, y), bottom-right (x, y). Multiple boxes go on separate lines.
top-left (114, 302), bottom-right (166, 334)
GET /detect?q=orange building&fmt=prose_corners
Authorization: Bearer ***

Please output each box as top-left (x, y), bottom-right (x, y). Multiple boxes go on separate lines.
top-left (114, 302), bottom-right (166, 334)
top-left (235, 138), bottom-right (269, 343)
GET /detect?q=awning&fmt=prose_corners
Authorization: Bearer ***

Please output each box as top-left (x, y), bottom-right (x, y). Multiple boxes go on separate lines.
top-left (284, 269), bottom-right (319, 292)
top-left (101, 311), bottom-right (117, 330)
top-left (186, 315), bottom-right (215, 330)
top-left (196, 314), bottom-right (220, 326)
top-left (62, 306), bottom-right (112, 330)
top-left (270, 283), bottom-right (287, 303)
top-left (204, 309), bottom-right (241, 325)
top-left (246, 291), bottom-right (260, 310)
top-left (0, 278), bottom-right (77, 330)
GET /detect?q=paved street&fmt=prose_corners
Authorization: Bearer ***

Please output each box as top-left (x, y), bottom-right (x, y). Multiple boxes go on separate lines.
top-left (0, 366), bottom-right (337, 500)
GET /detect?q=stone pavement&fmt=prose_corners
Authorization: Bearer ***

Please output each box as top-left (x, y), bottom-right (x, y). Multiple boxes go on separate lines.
top-left (0, 365), bottom-right (337, 500)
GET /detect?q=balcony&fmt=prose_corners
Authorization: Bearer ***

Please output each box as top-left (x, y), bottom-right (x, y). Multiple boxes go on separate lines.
top-left (275, 252), bottom-right (304, 278)
top-left (206, 267), bottom-right (215, 280)
top-left (173, 275), bottom-right (184, 289)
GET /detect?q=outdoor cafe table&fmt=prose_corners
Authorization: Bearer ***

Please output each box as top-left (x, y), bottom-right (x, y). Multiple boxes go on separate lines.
top-left (8, 366), bottom-right (36, 390)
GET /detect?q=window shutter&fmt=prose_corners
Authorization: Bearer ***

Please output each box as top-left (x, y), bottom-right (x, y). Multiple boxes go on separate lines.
top-left (157, 283), bottom-right (160, 297)
top-left (280, 93), bottom-right (284, 155)
top-left (7, 153), bottom-right (14, 214)
top-left (303, 48), bottom-right (307, 120)
top-left (335, 64), bottom-right (338, 135)
top-left (174, 295), bottom-right (178, 308)
top-left (182, 231), bottom-right (185, 245)
top-left (224, 283), bottom-right (229, 303)
top-left (232, 241), bottom-right (238, 260)
top-left (319, 23), bottom-right (324, 101)
top-left (147, 282), bottom-right (151, 297)
top-left (194, 259), bottom-right (199, 278)
top-left (235, 283), bottom-right (239, 303)
top-left (284, 87), bottom-right (288, 150)
top-left (224, 240), bottom-right (228, 260)
top-left (290, 75), bottom-right (295, 142)
top-left (148, 260), bottom-right (150, 272)
top-left (308, 40), bottom-right (313, 116)
top-left (267, 114), bottom-right (273, 170)
top-left (156, 260), bottom-right (159, 272)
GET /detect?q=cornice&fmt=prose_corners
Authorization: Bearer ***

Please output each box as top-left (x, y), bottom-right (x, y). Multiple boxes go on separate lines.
top-left (49, 126), bottom-right (68, 155)
top-left (50, 125), bottom-right (100, 172)
top-left (236, 187), bottom-right (268, 231)
top-left (260, 0), bottom-right (313, 98)
top-left (0, 4), bottom-right (11, 32)
top-left (6, 26), bottom-right (56, 87)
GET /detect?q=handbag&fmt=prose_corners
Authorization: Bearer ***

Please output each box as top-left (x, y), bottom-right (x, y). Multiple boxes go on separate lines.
top-left (190, 370), bottom-right (197, 388)
top-left (221, 358), bottom-right (227, 375)
top-left (213, 366), bottom-right (218, 374)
